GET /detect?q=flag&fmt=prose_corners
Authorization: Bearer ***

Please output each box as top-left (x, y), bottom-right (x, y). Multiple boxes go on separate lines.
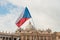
top-left (16, 7), bottom-right (31, 28)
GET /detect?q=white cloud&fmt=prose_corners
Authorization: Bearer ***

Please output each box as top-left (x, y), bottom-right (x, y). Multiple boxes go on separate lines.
top-left (8, 0), bottom-right (31, 7)
top-left (0, 0), bottom-right (24, 32)
top-left (0, 9), bottom-right (25, 32)
top-left (0, 0), bottom-right (60, 32)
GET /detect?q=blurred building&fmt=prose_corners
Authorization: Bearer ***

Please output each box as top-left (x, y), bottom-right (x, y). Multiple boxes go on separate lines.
top-left (0, 22), bottom-right (60, 40)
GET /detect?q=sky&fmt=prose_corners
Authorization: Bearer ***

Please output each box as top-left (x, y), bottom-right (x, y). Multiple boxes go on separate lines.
top-left (0, 0), bottom-right (60, 33)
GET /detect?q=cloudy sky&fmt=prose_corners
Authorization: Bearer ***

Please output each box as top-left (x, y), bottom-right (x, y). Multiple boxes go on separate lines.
top-left (0, 0), bottom-right (60, 32)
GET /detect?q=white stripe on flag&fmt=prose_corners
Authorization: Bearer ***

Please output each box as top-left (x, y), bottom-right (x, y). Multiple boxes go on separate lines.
top-left (15, 9), bottom-right (25, 23)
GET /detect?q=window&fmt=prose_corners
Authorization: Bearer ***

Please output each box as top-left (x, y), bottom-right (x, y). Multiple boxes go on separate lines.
top-left (9, 38), bottom-right (11, 40)
top-left (19, 39), bottom-right (21, 40)
top-left (14, 38), bottom-right (16, 40)
top-left (27, 39), bottom-right (29, 40)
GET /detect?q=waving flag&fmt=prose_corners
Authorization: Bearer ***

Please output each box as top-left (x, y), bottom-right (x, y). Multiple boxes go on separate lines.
top-left (16, 7), bottom-right (31, 28)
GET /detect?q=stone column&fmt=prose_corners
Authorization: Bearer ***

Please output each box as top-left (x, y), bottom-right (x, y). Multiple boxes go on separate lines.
top-left (1, 37), bottom-right (3, 40)
top-left (43, 37), bottom-right (44, 40)
top-left (12, 37), bottom-right (14, 40)
top-left (46, 37), bottom-right (48, 40)
top-left (4, 37), bottom-right (6, 40)
top-left (5, 37), bottom-right (6, 40)
top-left (25, 36), bottom-right (27, 40)
top-left (30, 36), bottom-right (32, 40)
top-left (56, 36), bottom-right (58, 40)
top-left (2, 37), bottom-right (3, 40)
top-left (37, 36), bottom-right (39, 40)
top-left (32, 36), bottom-right (35, 40)
top-left (8, 37), bottom-right (9, 40)
top-left (39, 36), bottom-right (40, 40)
top-left (48, 36), bottom-right (51, 40)
top-left (21, 36), bottom-right (24, 40)
top-left (50, 37), bottom-right (52, 40)
top-left (35, 36), bottom-right (38, 40)
top-left (0, 37), bottom-right (3, 40)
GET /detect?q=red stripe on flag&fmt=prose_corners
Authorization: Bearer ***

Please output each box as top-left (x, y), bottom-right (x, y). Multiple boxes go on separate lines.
top-left (16, 18), bottom-right (29, 27)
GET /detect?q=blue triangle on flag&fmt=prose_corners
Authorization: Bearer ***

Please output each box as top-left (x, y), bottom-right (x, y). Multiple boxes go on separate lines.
top-left (23, 7), bottom-right (31, 18)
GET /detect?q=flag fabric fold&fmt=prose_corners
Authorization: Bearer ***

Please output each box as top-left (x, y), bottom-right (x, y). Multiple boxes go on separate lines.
top-left (16, 7), bottom-right (31, 28)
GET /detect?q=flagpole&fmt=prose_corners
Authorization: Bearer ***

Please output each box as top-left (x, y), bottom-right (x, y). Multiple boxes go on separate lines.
top-left (26, 7), bottom-right (36, 27)
top-left (30, 16), bottom-right (36, 29)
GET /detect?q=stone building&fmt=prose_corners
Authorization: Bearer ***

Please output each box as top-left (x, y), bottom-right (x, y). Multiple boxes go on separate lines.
top-left (0, 22), bottom-right (60, 40)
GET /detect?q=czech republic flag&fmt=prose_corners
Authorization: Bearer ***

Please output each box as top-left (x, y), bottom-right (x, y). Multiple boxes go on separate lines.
top-left (16, 7), bottom-right (31, 28)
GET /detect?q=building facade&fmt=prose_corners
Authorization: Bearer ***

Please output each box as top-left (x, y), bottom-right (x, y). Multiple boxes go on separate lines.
top-left (0, 22), bottom-right (60, 40)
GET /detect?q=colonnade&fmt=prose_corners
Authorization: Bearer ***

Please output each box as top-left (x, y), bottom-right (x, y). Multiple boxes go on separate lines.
top-left (20, 35), bottom-right (52, 40)
top-left (0, 36), bottom-right (19, 40)
top-left (0, 37), bottom-right (12, 40)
